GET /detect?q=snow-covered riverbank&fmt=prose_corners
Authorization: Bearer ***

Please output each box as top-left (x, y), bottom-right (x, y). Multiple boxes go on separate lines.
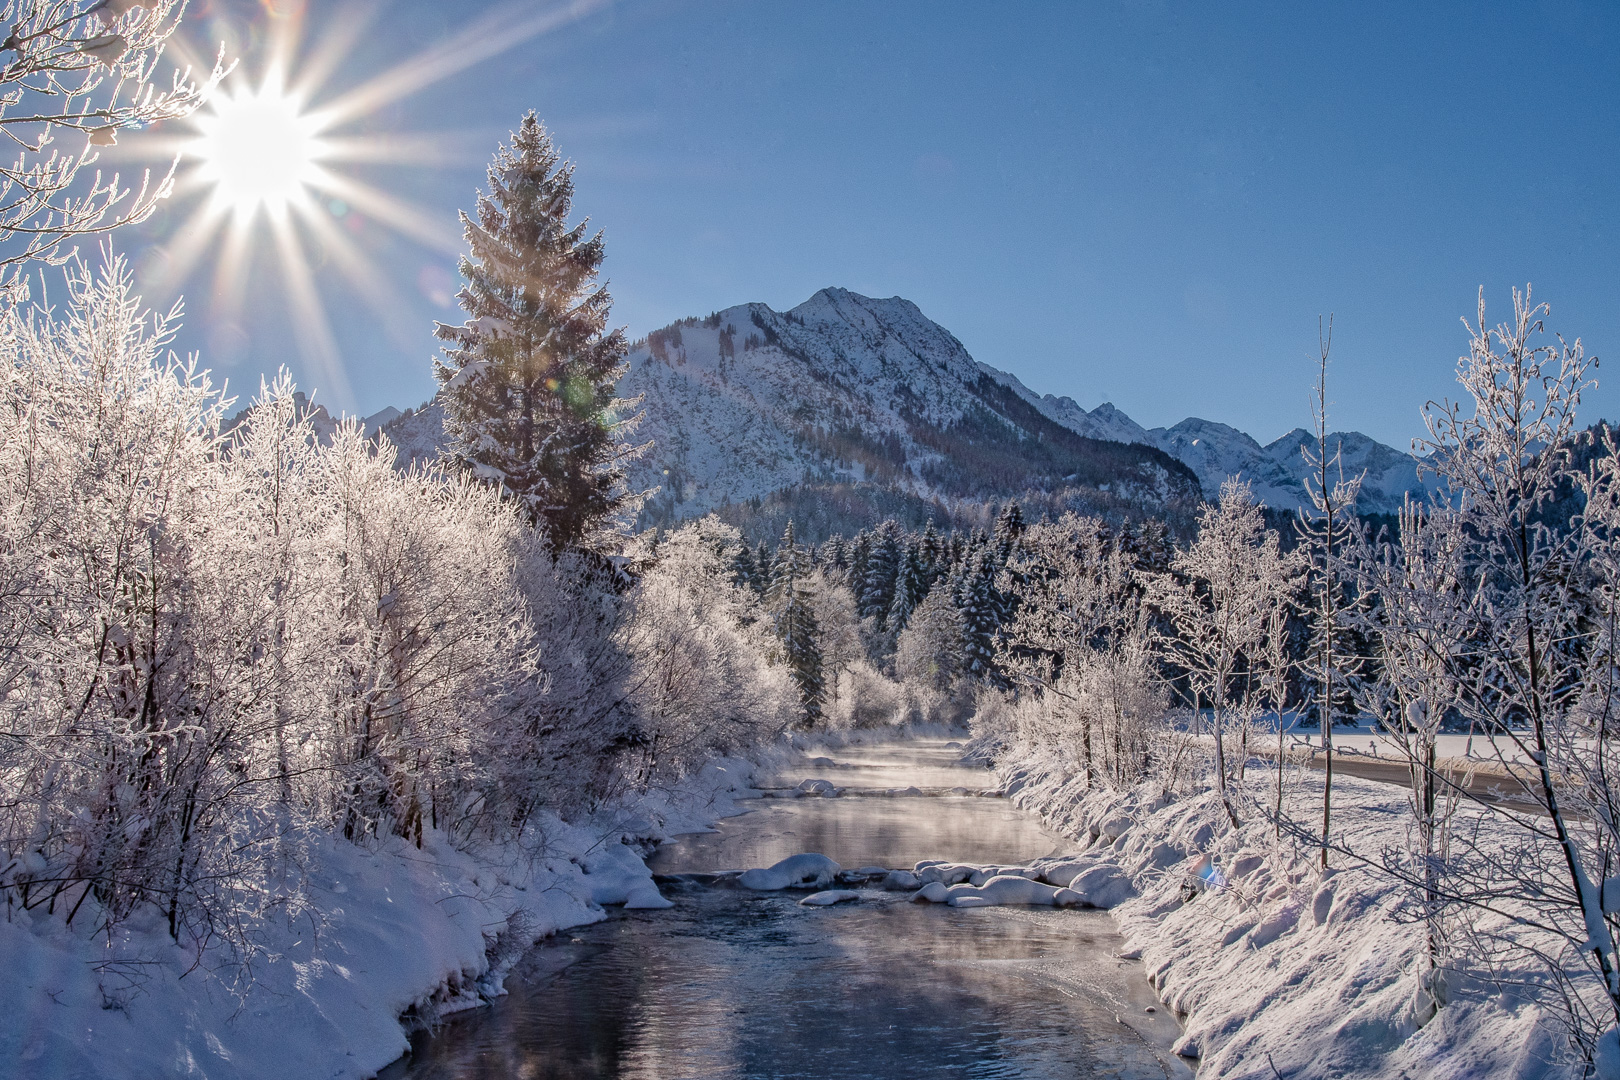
top-left (0, 759), bottom-right (760, 1080)
top-left (992, 747), bottom-right (1568, 1079)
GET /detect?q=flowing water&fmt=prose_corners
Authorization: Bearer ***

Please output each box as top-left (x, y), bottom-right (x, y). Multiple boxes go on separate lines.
top-left (381, 737), bottom-right (1186, 1080)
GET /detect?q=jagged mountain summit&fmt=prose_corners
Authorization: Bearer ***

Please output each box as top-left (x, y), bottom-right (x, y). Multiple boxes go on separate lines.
top-left (620, 287), bottom-right (1200, 526)
top-left (359, 287), bottom-right (1433, 527)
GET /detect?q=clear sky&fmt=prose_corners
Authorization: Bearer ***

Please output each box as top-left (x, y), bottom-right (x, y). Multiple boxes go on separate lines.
top-left (114, 0), bottom-right (1619, 449)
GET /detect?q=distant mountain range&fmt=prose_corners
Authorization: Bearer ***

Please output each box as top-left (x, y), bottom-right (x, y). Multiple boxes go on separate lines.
top-left (318, 287), bottom-right (1435, 530)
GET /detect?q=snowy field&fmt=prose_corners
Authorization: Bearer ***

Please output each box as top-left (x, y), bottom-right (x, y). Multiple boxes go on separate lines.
top-left (1205, 710), bottom-right (1540, 765)
top-left (0, 761), bottom-right (761, 1080)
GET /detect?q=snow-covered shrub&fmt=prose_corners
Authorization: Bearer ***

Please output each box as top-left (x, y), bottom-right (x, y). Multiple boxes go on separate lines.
top-left (618, 518), bottom-right (794, 784)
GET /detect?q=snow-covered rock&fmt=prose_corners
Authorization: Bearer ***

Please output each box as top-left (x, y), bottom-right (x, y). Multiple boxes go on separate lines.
top-left (799, 890), bottom-right (861, 907)
top-left (738, 853), bottom-right (842, 890)
top-left (796, 778), bottom-right (840, 797)
top-left (909, 874), bottom-right (1083, 908)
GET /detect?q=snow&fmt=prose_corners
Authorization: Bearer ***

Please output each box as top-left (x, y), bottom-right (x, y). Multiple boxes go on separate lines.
top-left (0, 757), bottom-right (762, 1080)
top-left (910, 874), bottom-right (1084, 908)
top-left (737, 853), bottom-right (842, 890)
top-left (799, 889), bottom-right (861, 906)
top-left (990, 743), bottom-right (1574, 1079)
top-left (795, 777), bottom-right (840, 797)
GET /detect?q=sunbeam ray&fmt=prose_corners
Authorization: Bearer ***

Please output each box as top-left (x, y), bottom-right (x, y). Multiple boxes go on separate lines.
top-left (268, 210), bottom-right (354, 409)
top-left (303, 165), bottom-right (462, 255)
top-left (318, 0), bottom-right (613, 125)
top-left (294, 205), bottom-right (428, 357)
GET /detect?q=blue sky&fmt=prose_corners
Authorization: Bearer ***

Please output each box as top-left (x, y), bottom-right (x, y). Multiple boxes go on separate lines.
top-left (118, 0), bottom-right (1618, 448)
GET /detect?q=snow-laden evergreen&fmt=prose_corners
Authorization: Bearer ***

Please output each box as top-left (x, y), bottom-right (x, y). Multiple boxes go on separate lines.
top-left (433, 112), bottom-right (640, 549)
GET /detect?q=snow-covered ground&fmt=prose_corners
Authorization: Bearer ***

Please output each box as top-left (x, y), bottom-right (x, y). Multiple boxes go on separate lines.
top-left (990, 744), bottom-right (1571, 1079)
top-left (1, 760), bottom-right (761, 1080)
top-left (1199, 710), bottom-right (1539, 764)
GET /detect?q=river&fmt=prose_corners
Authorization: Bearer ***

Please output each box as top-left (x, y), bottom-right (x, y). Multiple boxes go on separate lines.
top-left (380, 736), bottom-right (1187, 1079)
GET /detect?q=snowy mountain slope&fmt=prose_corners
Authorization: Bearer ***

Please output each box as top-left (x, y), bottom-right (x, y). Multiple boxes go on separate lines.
top-left (617, 288), bottom-right (1201, 524)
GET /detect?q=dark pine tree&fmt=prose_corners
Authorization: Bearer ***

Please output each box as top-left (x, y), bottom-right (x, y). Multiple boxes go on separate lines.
top-left (958, 547), bottom-right (1000, 684)
top-left (887, 541), bottom-right (925, 635)
top-left (767, 522), bottom-right (825, 726)
top-left (753, 540), bottom-right (771, 594)
top-left (860, 521), bottom-right (902, 628)
top-left (846, 529), bottom-right (873, 594)
top-left (434, 111), bottom-right (637, 549)
top-left (730, 541), bottom-right (758, 591)
top-left (918, 518), bottom-right (943, 588)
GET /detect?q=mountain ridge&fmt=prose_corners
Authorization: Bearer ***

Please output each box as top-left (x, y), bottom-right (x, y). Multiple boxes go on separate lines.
top-left (354, 286), bottom-right (1434, 528)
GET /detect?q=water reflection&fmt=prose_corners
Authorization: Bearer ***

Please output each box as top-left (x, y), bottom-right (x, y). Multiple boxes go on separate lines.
top-left (382, 739), bottom-right (1185, 1080)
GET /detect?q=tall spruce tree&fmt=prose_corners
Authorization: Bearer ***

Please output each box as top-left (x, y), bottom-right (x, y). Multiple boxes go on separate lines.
top-left (434, 112), bottom-right (636, 549)
top-left (767, 522), bottom-right (825, 725)
top-left (888, 542), bottom-right (925, 635)
top-left (860, 521), bottom-right (902, 628)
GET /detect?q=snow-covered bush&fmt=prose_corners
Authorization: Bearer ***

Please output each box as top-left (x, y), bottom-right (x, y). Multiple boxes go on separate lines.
top-left (618, 518), bottom-right (794, 784)
top-left (0, 260), bottom-right (277, 943)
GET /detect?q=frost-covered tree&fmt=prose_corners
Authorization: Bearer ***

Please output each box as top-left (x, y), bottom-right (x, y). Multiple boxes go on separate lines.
top-left (895, 586), bottom-right (966, 693)
top-left (998, 514), bottom-right (1165, 787)
top-left (619, 519), bottom-right (793, 784)
top-left (807, 570), bottom-right (863, 703)
top-left (434, 112), bottom-right (640, 549)
top-left (0, 1), bottom-right (218, 298)
top-left (1152, 481), bottom-right (1304, 827)
top-left (1365, 289), bottom-right (1620, 1060)
top-left (1345, 495), bottom-right (1475, 1018)
top-left (1297, 318), bottom-right (1364, 868)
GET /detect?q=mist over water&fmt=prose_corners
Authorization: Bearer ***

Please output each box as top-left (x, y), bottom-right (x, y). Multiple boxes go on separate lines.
top-left (384, 738), bottom-right (1184, 1080)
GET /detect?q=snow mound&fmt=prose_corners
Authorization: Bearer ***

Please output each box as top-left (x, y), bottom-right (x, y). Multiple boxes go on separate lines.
top-left (997, 748), bottom-right (1568, 1079)
top-left (582, 841), bottom-right (671, 908)
top-left (738, 853), bottom-right (842, 890)
top-left (882, 870), bottom-right (921, 891)
top-left (799, 890), bottom-right (861, 907)
top-left (796, 778), bottom-right (839, 797)
top-left (911, 874), bottom-right (1083, 908)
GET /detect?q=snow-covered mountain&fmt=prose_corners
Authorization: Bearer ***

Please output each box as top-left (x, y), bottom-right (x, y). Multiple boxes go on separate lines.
top-left (615, 287), bottom-right (1200, 524)
top-left (358, 287), bottom-right (1432, 522)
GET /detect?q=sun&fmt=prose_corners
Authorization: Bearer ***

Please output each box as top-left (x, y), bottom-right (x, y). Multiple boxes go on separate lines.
top-left (190, 79), bottom-right (327, 216)
top-left (129, 0), bottom-right (614, 411)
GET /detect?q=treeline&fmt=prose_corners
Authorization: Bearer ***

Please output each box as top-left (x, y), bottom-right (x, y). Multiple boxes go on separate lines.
top-left (0, 261), bottom-right (806, 952)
